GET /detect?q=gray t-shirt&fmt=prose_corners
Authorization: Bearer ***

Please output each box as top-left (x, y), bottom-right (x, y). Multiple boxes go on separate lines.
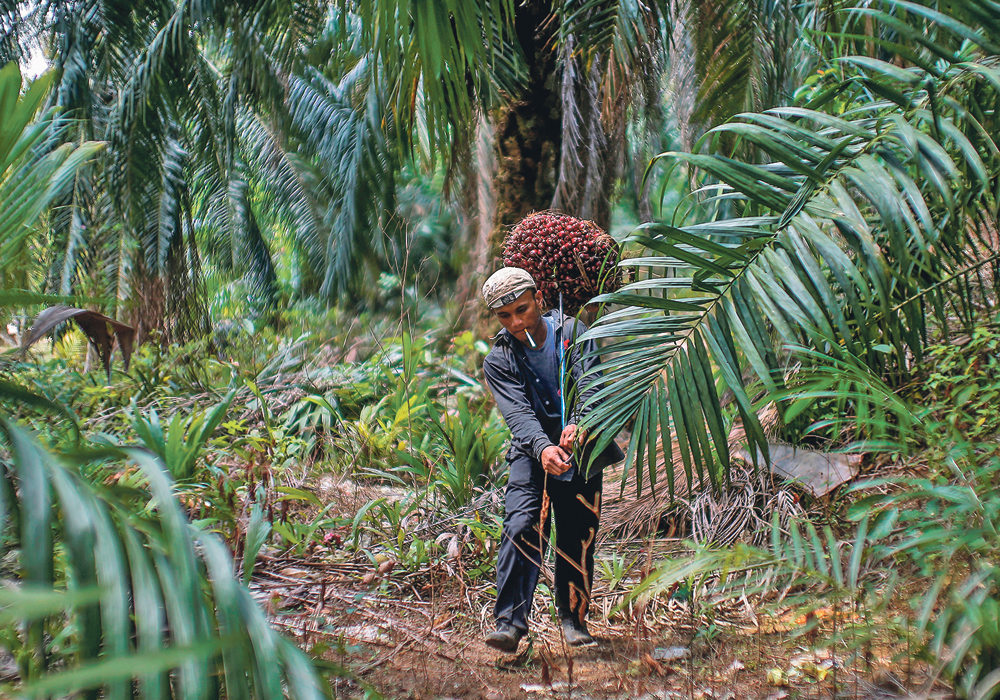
top-left (524, 316), bottom-right (562, 420)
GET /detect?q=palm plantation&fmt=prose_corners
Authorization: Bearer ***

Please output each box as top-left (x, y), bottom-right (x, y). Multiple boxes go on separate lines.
top-left (2, 0), bottom-right (1000, 697)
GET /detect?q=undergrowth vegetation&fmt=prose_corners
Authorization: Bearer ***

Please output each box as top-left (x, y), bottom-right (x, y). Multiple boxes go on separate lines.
top-left (634, 323), bottom-right (1000, 698)
top-left (9, 303), bottom-right (1000, 698)
top-left (7, 304), bottom-right (507, 553)
top-left (4, 0), bottom-right (1000, 696)
top-left (1, 304), bottom-right (509, 696)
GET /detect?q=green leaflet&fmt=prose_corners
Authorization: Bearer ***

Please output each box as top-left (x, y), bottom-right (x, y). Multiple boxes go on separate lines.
top-left (578, 0), bottom-right (1000, 500)
top-left (0, 409), bottom-right (328, 699)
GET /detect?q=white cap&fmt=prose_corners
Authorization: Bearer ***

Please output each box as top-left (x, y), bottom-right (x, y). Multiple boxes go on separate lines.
top-left (482, 267), bottom-right (536, 308)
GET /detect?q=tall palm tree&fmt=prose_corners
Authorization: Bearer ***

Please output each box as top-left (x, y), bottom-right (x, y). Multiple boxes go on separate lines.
top-left (17, 0), bottom-right (845, 326)
top-left (670, 0), bottom-right (821, 155)
top-left (321, 0), bottom-right (668, 281)
top-left (313, 0), bottom-right (835, 309)
top-left (26, 0), bottom-right (322, 343)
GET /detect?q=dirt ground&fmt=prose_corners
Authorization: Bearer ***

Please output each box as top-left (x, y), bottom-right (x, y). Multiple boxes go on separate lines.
top-left (253, 547), bottom-right (942, 700)
top-left (244, 466), bottom-right (954, 700)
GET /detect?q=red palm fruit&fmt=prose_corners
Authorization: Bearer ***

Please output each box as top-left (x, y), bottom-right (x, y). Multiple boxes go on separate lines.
top-left (501, 212), bottom-right (623, 314)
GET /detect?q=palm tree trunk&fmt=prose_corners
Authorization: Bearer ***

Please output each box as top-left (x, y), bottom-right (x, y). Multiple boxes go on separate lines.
top-left (464, 0), bottom-right (561, 330)
top-left (490, 97), bottom-right (562, 248)
top-left (469, 0), bottom-right (627, 329)
top-left (471, 90), bottom-right (562, 332)
top-left (129, 218), bottom-right (208, 347)
top-left (491, 0), bottom-right (562, 240)
top-left (130, 269), bottom-right (166, 347)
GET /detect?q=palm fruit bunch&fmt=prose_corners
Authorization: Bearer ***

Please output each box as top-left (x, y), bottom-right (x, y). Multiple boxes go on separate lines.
top-left (502, 212), bottom-right (623, 314)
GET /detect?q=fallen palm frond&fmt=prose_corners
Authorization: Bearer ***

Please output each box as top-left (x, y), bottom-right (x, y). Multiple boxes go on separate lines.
top-left (690, 465), bottom-right (803, 546)
top-left (601, 405), bottom-right (784, 538)
top-left (20, 305), bottom-right (135, 379)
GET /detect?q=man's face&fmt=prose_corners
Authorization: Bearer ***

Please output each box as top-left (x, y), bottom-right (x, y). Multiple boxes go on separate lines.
top-left (493, 289), bottom-right (545, 345)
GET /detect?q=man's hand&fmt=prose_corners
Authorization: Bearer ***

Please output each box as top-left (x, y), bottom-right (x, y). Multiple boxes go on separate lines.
top-left (559, 424), bottom-right (587, 452)
top-left (541, 445), bottom-right (573, 476)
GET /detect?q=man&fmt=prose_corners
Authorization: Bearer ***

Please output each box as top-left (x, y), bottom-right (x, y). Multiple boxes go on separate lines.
top-left (481, 267), bottom-right (625, 652)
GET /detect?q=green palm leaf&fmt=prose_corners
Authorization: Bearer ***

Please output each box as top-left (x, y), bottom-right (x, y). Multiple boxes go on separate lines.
top-left (0, 417), bottom-right (326, 699)
top-left (287, 63), bottom-right (398, 298)
top-left (579, 0), bottom-right (1000, 496)
top-left (0, 62), bottom-right (103, 282)
top-left (339, 0), bottom-right (515, 162)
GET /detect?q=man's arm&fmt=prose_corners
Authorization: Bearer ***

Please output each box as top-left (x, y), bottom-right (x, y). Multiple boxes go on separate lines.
top-left (484, 353), bottom-right (557, 464)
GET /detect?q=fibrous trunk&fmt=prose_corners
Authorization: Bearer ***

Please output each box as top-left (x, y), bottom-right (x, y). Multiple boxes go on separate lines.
top-left (478, 1), bottom-right (624, 319)
top-left (491, 0), bottom-right (562, 243)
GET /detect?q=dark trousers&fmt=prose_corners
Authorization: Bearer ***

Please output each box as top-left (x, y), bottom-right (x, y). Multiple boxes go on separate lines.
top-left (494, 453), bottom-right (602, 631)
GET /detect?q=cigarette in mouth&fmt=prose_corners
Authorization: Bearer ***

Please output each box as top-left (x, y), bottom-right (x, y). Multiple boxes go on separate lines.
top-left (524, 330), bottom-right (537, 348)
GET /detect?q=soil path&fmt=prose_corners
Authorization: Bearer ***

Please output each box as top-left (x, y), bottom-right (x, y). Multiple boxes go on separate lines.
top-left (253, 555), bottom-right (930, 700)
